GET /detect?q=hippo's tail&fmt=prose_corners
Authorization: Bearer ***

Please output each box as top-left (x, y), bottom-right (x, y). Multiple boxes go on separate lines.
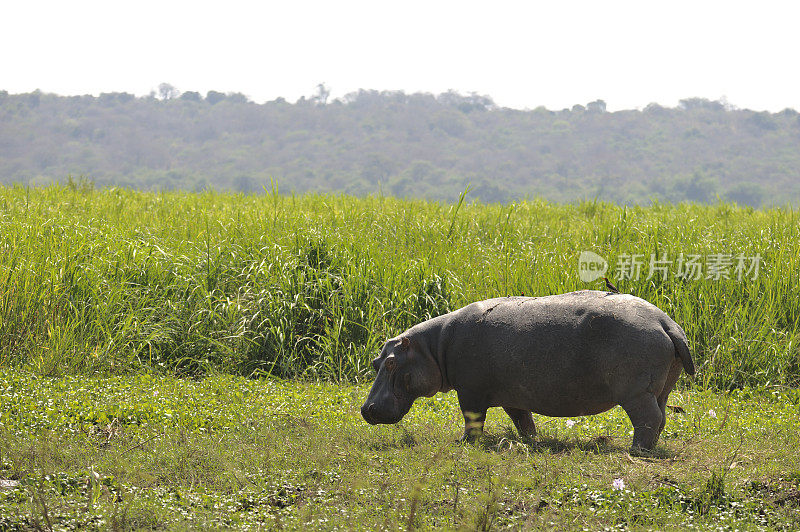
top-left (664, 322), bottom-right (695, 376)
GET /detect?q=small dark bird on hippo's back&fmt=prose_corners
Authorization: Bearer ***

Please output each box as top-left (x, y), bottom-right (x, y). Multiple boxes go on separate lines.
top-left (604, 277), bottom-right (620, 293)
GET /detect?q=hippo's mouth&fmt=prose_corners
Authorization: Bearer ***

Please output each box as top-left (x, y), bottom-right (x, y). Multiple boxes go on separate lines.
top-left (361, 403), bottom-right (379, 424)
top-left (361, 402), bottom-right (408, 425)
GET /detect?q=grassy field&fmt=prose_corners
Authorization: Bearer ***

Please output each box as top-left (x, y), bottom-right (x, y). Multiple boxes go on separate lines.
top-left (1, 184), bottom-right (798, 387)
top-left (2, 185), bottom-right (800, 529)
top-left (2, 371), bottom-right (799, 530)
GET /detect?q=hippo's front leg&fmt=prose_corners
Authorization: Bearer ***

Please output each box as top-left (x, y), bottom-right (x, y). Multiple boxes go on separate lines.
top-left (457, 393), bottom-right (487, 442)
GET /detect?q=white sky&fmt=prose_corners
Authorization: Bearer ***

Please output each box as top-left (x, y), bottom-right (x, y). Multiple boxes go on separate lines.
top-left (2, 0), bottom-right (800, 112)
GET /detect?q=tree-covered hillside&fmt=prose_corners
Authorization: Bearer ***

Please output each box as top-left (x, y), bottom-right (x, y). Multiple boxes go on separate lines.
top-left (1, 88), bottom-right (799, 205)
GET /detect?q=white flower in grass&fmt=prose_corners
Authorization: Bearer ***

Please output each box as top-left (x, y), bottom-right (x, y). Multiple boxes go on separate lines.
top-left (708, 409), bottom-right (717, 419)
top-left (612, 478), bottom-right (625, 491)
top-left (565, 419), bottom-right (576, 428)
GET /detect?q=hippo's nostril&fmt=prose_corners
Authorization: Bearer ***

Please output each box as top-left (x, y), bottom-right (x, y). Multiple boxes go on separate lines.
top-left (361, 403), bottom-right (377, 424)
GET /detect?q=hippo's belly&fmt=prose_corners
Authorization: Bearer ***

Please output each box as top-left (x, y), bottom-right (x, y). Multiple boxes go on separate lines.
top-left (487, 376), bottom-right (620, 417)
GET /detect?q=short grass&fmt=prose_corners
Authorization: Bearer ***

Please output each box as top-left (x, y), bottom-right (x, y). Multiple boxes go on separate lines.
top-left (2, 370), bottom-right (799, 530)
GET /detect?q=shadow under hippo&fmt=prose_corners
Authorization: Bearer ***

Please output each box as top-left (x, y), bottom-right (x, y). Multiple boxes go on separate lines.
top-left (361, 290), bottom-right (694, 454)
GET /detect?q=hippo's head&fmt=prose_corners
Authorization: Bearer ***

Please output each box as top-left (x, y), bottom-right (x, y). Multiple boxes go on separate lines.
top-left (361, 335), bottom-right (442, 425)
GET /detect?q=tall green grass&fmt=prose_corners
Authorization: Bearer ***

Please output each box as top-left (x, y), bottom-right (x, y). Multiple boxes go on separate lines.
top-left (0, 183), bottom-right (798, 388)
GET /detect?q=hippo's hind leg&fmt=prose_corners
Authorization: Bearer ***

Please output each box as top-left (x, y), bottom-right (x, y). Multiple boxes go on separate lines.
top-left (503, 407), bottom-right (537, 438)
top-left (656, 359), bottom-right (684, 436)
top-left (620, 393), bottom-right (663, 454)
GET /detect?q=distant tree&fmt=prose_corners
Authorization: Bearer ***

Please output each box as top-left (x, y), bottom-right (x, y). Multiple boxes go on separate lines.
top-left (226, 92), bottom-right (250, 104)
top-left (180, 91), bottom-right (202, 102)
top-left (456, 92), bottom-right (495, 113)
top-left (158, 83), bottom-right (180, 101)
top-left (360, 153), bottom-right (395, 184)
top-left (472, 180), bottom-right (509, 203)
top-left (643, 102), bottom-right (668, 115)
top-left (341, 89), bottom-right (380, 107)
top-left (430, 90), bottom-right (494, 112)
top-left (719, 95), bottom-right (737, 111)
top-left (206, 90), bottom-right (226, 104)
top-left (681, 171), bottom-right (718, 203)
top-left (586, 100), bottom-right (607, 113)
top-left (571, 104), bottom-right (585, 112)
top-left (233, 174), bottom-right (259, 192)
top-left (431, 109), bottom-right (470, 137)
top-left (746, 112), bottom-right (778, 131)
top-left (312, 83), bottom-right (330, 105)
top-left (726, 183), bottom-right (765, 207)
top-left (679, 98), bottom-right (724, 112)
top-left (27, 90), bottom-right (41, 108)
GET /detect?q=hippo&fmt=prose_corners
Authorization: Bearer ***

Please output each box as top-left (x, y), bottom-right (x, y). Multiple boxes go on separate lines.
top-left (361, 290), bottom-right (694, 452)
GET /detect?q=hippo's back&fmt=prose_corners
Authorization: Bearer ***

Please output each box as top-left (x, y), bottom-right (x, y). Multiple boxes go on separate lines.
top-left (453, 291), bottom-right (670, 338)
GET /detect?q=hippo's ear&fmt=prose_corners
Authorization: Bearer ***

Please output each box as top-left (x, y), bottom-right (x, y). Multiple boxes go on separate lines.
top-left (400, 337), bottom-right (410, 350)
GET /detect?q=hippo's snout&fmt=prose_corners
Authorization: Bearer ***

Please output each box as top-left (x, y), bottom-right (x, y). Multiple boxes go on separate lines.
top-left (361, 403), bottom-right (378, 425)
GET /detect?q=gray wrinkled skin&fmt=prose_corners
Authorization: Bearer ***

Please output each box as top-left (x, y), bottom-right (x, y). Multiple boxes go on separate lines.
top-left (361, 290), bottom-right (694, 453)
